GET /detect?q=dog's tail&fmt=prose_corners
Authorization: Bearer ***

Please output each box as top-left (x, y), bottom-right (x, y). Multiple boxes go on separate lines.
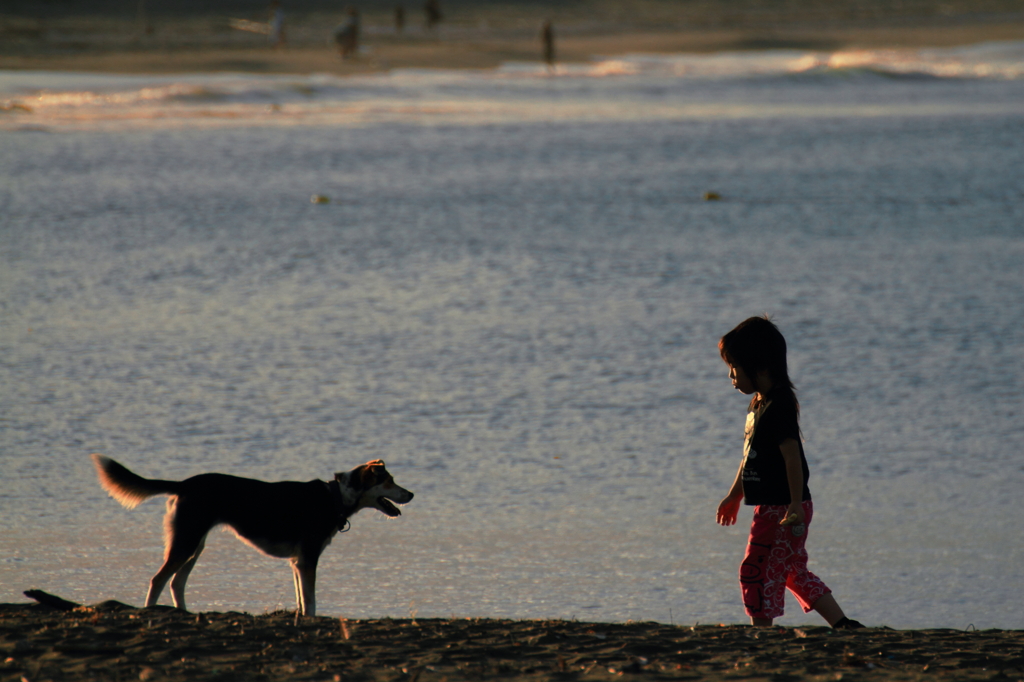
top-left (92, 454), bottom-right (181, 510)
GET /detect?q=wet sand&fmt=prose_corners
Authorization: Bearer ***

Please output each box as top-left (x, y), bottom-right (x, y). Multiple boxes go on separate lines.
top-left (2, 0), bottom-right (1023, 75)
top-left (3, 599), bottom-right (1023, 682)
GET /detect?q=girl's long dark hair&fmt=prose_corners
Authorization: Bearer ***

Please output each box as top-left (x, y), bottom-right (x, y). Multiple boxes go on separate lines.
top-left (718, 315), bottom-right (799, 416)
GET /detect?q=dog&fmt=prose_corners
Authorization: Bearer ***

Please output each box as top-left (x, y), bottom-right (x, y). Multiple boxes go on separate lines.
top-left (91, 454), bottom-right (413, 616)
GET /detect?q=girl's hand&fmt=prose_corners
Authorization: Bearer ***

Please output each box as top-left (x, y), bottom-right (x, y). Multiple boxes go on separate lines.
top-left (717, 495), bottom-right (742, 526)
top-left (780, 502), bottom-right (805, 526)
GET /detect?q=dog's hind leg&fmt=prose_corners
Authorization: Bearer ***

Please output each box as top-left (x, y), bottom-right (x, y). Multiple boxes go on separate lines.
top-left (169, 533), bottom-right (207, 610)
top-left (147, 503), bottom-right (207, 609)
top-left (147, 557), bottom-right (182, 608)
top-left (147, 535), bottom-right (204, 609)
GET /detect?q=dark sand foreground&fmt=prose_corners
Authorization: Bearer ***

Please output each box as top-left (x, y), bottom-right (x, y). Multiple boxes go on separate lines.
top-left (2, 0), bottom-right (1024, 76)
top-left (3, 598), bottom-right (1023, 682)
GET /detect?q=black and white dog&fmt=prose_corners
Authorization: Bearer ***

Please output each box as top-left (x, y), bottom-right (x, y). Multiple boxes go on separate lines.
top-left (92, 454), bottom-right (413, 616)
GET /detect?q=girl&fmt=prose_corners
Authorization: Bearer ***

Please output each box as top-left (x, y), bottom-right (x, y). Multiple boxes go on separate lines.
top-left (716, 315), bottom-right (863, 629)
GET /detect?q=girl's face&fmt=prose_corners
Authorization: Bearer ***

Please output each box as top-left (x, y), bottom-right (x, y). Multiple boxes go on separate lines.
top-left (728, 364), bottom-right (757, 395)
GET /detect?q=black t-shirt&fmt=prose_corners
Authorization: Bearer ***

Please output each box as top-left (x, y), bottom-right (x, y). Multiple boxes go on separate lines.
top-left (741, 391), bottom-right (811, 505)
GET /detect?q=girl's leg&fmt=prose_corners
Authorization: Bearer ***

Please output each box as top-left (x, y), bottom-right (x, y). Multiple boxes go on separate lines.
top-left (783, 501), bottom-right (835, 621)
top-left (742, 501), bottom-right (861, 628)
top-left (810, 593), bottom-right (846, 626)
top-left (740, 505), bottom-right (788, 624)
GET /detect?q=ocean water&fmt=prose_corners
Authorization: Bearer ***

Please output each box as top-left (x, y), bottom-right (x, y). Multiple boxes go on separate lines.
top-left (2, 42), bottom-right (1023, 630)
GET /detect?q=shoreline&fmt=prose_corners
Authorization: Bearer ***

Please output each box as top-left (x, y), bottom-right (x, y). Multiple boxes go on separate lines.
top-left (2, 3), bottom-right (1023, 76)
top-left (3, 599), bottom-right (1023, 681)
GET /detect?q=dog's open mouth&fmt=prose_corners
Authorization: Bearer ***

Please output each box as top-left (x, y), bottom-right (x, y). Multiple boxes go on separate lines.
top-left (377, 497), bottom-right (401, 517)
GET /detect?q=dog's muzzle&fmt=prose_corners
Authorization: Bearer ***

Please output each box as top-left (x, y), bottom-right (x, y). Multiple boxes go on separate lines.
top-left (378, 490), bottom-right (413, 517)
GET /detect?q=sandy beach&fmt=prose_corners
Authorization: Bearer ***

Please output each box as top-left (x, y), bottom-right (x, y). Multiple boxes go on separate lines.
top-left (2, 0), bottom-right (1023, 76)
top-left (2, 596), bottom-right (1023, 682)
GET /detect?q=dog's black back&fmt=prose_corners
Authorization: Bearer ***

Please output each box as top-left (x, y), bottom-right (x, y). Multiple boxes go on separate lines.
top-left (174, 474), bottom-right (338, 558)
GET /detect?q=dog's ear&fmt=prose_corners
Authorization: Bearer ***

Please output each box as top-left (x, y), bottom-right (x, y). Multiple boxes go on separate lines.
top-left (358, 460), bottom-right (387, 488)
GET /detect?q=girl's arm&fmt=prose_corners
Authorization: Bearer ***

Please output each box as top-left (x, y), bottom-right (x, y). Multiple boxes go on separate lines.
top-left (780, 438), bottom-right (805, 523)
top-left (716, 460), bottom-right (745, 526)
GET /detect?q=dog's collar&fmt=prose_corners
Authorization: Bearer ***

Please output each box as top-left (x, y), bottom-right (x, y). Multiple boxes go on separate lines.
top-left (326, 479), bottom-right (354, 530)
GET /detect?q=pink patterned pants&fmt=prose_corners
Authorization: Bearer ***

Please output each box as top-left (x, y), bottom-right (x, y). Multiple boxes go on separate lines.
top-left (740, 500), bottom-right (830, 620)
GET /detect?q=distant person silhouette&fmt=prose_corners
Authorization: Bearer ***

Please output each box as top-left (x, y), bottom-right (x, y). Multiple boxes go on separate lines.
top-left (541, 20), bottom-right (555, 69)
top-left (333, 8), bottom-right (361, 59)
top-left (424, 0), bottom-right (442, 30)
top-left (269, 0), bottom-right (286, 48)
top-left (395, 5), bottom-right (405, 34)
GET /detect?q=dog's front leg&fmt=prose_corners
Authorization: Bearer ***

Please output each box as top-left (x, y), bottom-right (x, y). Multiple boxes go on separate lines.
top-left (299, 565), bottom-right (316, 617)
top-left (290, 561), bottom-right (304, 614)
top-left (291, 558), bottom-right (318, 617)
